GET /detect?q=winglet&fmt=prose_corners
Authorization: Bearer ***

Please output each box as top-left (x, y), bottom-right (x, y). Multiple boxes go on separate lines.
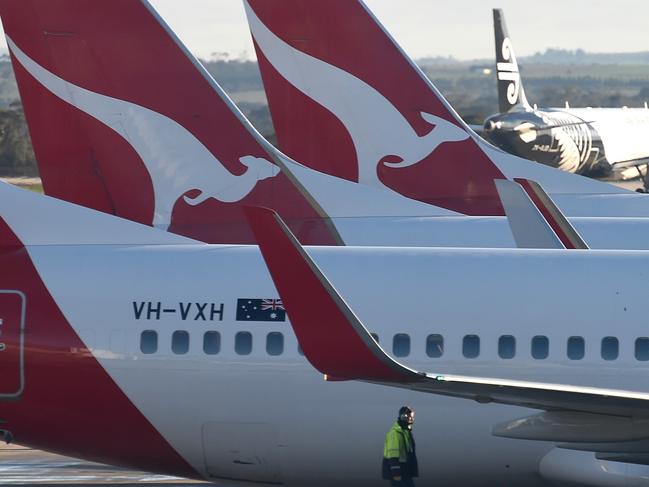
top-left (246, 207), bottom-right (649, 416)
top-left (495, 179), bottom-right (565, 249)
top-left (244, 206), bottom-right (414, 382)
top-left (513, 178), bottom-right (588, 249)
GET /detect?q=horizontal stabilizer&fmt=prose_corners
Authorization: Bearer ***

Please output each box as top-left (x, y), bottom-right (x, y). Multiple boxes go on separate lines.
top-left (248, 207), bottom-right (648, 418)
top-left (0, 182), bottom-right (196, 246)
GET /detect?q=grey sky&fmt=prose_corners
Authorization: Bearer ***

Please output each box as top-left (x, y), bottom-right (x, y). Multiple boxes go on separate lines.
top-left (149, 0), bottom-right (649, 60)
top-left (1, 1), bottom-right (647, 60)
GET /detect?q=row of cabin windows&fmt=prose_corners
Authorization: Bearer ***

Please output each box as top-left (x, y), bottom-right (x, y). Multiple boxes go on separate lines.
top-left (140, 330), bottom-right (286, 356)
top-left (418, 334), bottom-right (647, 361)
top-left (140, 330), bottom-right (649, 361)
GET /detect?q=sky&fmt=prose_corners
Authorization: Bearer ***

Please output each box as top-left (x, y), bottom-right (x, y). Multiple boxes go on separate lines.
top-left (0, 1), bottom-right (648, 60)
top-left (152, 0), bottom-right (649, 60)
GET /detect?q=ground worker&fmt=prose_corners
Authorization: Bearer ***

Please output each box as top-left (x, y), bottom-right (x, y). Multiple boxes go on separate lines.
top-left (382, 406), bottom-right (419, 486)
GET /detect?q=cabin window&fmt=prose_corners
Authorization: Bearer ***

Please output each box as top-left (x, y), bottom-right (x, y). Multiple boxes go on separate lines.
top-left (393, 334), bottom-right (410, 357)
top-left (463, 335), bottom-right (480, 359)
top-left (297, 345), bottom-right (304, 356)
top-left (636, 338), bottom-right (649, 361)
top-left (531, 336), bottom-right (549, 359)
top-left (426, 334), bottom-right (444, 358)
top-left (203, 331), bottom-right (221, 355)
top-left (266, 332), bottom-right (284, 356)
top-left (171, 330), bottom-right (189, 355)
top-left (567, 336), bottom-right (585, 360)
top-left (498, 335), bottom-right (516, 359)
top-left (235, 332), bottom-right (253, 355)
top-left (601, 337), bottom-right (618, 361)
top-left (140, 330), bottom-right (158, 354)
top-left (371, 333), bottom-right (380, 344)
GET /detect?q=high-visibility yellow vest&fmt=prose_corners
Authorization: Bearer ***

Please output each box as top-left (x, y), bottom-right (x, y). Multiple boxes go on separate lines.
top-left (383, 421), bottom-right (413, 463)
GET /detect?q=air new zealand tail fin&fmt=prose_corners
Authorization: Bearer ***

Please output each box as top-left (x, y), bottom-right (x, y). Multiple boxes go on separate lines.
top-left (493, 9), bottom-right (530, 113)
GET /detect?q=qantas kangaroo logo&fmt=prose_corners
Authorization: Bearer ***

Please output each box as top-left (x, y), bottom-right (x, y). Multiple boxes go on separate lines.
top-left (7, 37), bottom-right (279, 230)
top-left (497, 38), bottom-right (521, 106)
top-left (245, 3), bottom-right (469, 189)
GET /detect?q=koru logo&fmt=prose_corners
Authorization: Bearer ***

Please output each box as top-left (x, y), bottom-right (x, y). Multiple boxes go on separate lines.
top-left (497, 37), bottom-right (521, 105)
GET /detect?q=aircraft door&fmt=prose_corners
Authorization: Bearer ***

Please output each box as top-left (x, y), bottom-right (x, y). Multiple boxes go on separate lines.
top-left (0, 291), bottom-right (25, 399)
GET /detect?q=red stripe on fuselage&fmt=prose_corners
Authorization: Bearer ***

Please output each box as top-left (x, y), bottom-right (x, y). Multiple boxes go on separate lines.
top-left (0, 217), bottom-right (198, 478)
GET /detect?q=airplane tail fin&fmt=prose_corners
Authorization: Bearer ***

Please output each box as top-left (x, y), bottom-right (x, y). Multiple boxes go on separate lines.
top-left (244, 1), bottom-right (633, 218)
top-left (493, 9), bottom-right (530, 113)
top-left (244, 0), bottom-right (509, 216)
top-left (0, 0), bottom-right (337, 245)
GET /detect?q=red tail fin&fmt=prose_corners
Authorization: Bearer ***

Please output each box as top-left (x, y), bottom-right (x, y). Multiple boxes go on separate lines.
top-left (0, 0), bottom-right (338, 245)
top-left (244, 0), bottom-right (506, 216)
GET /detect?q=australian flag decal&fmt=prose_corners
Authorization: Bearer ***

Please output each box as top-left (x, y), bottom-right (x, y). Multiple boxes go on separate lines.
top-left (236, 298), bottom-right (286, 322)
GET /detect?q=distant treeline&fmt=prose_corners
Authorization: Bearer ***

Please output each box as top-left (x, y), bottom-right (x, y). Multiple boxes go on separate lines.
top-left (2, 53), bottom-right (649, 176)
top-left (419, 48), bottom-right (649, 66)
top-left (0, 105), bottom-right (37, 176)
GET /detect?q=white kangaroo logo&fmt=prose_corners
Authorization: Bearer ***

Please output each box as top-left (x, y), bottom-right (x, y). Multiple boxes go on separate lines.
top-left (245, 2), bottom-right (469, 189)
top-left (7, 37), bottom-right (279, 230)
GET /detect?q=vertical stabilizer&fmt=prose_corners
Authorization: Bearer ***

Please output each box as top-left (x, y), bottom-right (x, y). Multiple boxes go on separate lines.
top-left (0, 0), bottom-right (339, 245)
top-left (493, 9), bottom-right (530, 113)
top-left (244, 0), bottom-right (508, 216)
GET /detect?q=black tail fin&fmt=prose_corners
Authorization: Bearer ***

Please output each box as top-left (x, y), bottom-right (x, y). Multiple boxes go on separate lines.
top-left (493, 8), bottom-right (530, 113)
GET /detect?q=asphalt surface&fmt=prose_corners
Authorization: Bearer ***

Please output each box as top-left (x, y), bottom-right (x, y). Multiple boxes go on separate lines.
top-left (0, 445), bottom-right (207, 485)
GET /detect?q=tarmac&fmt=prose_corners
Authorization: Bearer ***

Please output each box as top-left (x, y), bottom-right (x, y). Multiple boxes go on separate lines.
top-left (0, 444), bottom-right (209, 485)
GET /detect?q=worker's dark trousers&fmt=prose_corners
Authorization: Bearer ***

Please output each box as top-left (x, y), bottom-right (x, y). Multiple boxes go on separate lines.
top-left (390, 477), bottom-right (415, 487)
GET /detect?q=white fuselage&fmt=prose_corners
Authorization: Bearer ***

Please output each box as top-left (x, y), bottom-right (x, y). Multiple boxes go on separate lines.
top-left (559, 107), bottom-right (649, 166)
top-left (20, 242), bottom-right (649, 486)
